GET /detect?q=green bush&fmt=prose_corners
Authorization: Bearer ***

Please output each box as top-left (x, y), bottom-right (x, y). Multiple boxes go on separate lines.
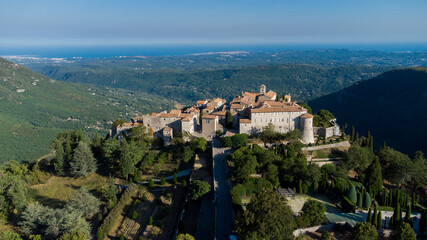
top-left (98, 185), bottom-right (138, 237)
top-left (148, 178), bottom-right (155, 187)
top-left (131, 210), bottom-right (138, 219)
top-left (363, 192), bottom-right (372, 208)
top-left (160, 177), bottom-right (166, 185)
top-left (149, 216), bottom-right (154, 225)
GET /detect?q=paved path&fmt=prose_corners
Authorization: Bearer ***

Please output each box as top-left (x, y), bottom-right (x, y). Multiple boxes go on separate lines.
top-left (212, 138), bottom-right (235, 240)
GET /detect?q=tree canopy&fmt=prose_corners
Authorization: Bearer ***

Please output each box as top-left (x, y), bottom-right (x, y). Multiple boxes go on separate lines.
top-left (236, 190), bottom-right (295, 240)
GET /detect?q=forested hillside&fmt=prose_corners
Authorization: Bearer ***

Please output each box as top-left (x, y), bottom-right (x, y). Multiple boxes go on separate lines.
top-left (0, 58), bottom-right (174, 162)
top-left (30, 62), bottom-right (393, 103)
top-left (310, 68), bottom-right (427, 154)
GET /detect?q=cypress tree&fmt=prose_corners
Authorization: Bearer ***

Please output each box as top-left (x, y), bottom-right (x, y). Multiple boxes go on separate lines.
top-left (372, 207), bottom-right (378, 227)
top-left (173, 173), bottom-right (178, 184)
top-left (412, 193), bottom-right (416, 208)
top-left (377, 211), bottom-right (382, 229)
top-left (182, 179), bottom-right (187, 188)
top-left (298, 179), bottom-right (303, 194)
top-left (394, 203), bottom-right (401, 228)
top-left (367, 208), bottom-right (372, 222)
top-left (405, 204), bottom-right (411, 223)
top-left (355, 132), bottom-right (359, 145)
top-left (382, 141), bottom-right (386, 150)
top-left (369, 136), bottom-right (374, 151)
top-left (364, 192), bottom-right (372, 208)
top-left (225, 110), bottom-right (233, 129)
top-left (389, 191), bottom-right (393, 207)
top-left (347, 186), bottom-right (357, 204)
top-left (357, 192), bottom-right (363, 207)
top-left (350, 126), bottom-right (355, 142)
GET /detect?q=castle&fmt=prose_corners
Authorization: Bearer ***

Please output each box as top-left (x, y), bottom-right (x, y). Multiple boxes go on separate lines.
top-left (111, 85), bottom-right (341, 144)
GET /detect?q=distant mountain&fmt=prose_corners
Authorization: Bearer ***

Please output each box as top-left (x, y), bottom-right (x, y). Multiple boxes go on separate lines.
top-left (24, 60), bottom-right (393, 103)
top-left (309, 68), bottom-right (427, 154)
top-left (0, 58), bottom-right (174, 162)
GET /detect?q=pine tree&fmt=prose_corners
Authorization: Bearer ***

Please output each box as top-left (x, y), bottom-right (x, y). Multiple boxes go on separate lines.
top-left (160, 177), bottom-right (166, 185)
top-left (364, 157), bottom-right (383, 197)
top-left (366, 208), bottom-right (372, 222)
top-left (369, 136), bottom-right (374, 151)
top-left (70, 141), bottom-right (97, 178)
top-left (53, 138), bottom-right (65, 175)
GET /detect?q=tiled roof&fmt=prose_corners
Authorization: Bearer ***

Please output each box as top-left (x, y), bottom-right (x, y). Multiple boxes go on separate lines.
top-left (211, 111), bottom-right (227, 116)
top-left (170, 109), bottom-right (182, 114)
top-left (163, 126), bottom-right (172, 131)
top-left (239, 118), bottom-right (251, 123)
top-left (230, 103), bottom-right (245, 109)
top-left (202, 114), bottom-right (218, 119)
top-left (197, 100), bottom-right (207, 104)
top-left (264, 90), bottom-right (277, 98)
top-left (300, 113), bottom-right (314, 118)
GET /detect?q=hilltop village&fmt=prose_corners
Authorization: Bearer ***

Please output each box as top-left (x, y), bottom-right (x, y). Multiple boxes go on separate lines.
top-left (111, 84), bottom-right (341, 145)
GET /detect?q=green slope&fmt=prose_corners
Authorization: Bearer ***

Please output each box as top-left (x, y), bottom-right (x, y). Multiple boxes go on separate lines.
top-left (33, 62), bottom-right (393, 103)
top-left (0, 58), bottom-right (174, 162)
top-left (309, 68), bottom-right (427, 154)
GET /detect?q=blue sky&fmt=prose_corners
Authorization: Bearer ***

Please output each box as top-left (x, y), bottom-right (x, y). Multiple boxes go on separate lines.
top-left (1, 0), bottom-right (427, 46)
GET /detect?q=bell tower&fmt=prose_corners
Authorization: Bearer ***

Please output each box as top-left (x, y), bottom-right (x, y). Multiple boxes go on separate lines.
top-left (260, 84), bottom-right (266, 94)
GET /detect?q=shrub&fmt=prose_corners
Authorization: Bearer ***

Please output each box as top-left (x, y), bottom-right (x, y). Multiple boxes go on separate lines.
top-left (160, 177), bottom-right (166, 185)
top-left (363, 192), bottom-right (372, 208)
top-left (173, 173), bottom-right (178, 184)
top-left (119, 234), bottom-right (125, 240)
top-left (149, 216), bottom-right (154, 225)
top-left (353, 222), bottom-right (377, 240)
top-left (148, 178), bottom-right (155, 187)
top-left (132, 210), bottom-right (138, 219)
top-left (182, 179), bottom-right (187, 188)
top-left (98, 185), bottom-right (138, 237)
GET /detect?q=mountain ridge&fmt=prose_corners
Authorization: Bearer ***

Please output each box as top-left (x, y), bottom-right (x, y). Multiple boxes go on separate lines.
top-left (309, 68), bottom-right (427, 154)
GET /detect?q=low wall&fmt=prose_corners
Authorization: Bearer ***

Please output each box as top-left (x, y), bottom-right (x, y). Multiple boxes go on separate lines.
top-left (293, 222), bottom-right (347, 237)
top-left (302, 141), bottom-right (350, 151)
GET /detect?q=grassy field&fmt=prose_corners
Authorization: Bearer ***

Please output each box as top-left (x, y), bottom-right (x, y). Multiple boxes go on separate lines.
top-left (30, 173), bottom-right (109, 208)
top-left (287, 194), bottom-right (339, 215)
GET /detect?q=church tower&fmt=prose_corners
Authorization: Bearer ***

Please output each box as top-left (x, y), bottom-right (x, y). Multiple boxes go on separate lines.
top-left (260, 84), bottom-right (266, 95)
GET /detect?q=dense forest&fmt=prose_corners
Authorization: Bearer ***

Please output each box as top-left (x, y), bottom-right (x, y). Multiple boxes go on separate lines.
top-left (310, 68), bottom-right (427, 154)
top-left (30, 63), bottom-right (392, 103)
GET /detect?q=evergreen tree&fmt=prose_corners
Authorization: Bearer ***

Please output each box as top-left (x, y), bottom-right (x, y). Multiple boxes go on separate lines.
top-left (70, 142), bottom-right (97, 178)
top-left (148, 179), bottom-right (154, 187)
top-left (149, 216), bottom-right (153, 225)
top-left (355, 132), bottom-right (359, 145)
top-left (347, 186), bottom-right (357, 204)
top-left (160, 177), bottom-right (166, 185)
top-left (364, 157), bottom-right (383, 197)
top-left (350, 126), bottom-right (355, 142)
top-left (405, 204), bottom-right (411, 223)
top-left (182, 179), bottom-right (187, 188)
top-left (371, 207), bottom-right (377, 227)
top-left (298, 179), bottom-right (303, 194)
top-left (120, 139), bottom-right (135, 180)
top-left (396, 222), bottom-right (416, 240)
top-left (366, 208), bottom-right (372, 222)
top-left (53, 139), bottom-right (65, 175)
top-left (173, 173), bottom-right (178, 184)
top-left (225, 110), bottom-right (233, 129)
top-left (363, 192), bottom-right (372, 208)
top-left (377, 211), bottom-right (382, 229)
